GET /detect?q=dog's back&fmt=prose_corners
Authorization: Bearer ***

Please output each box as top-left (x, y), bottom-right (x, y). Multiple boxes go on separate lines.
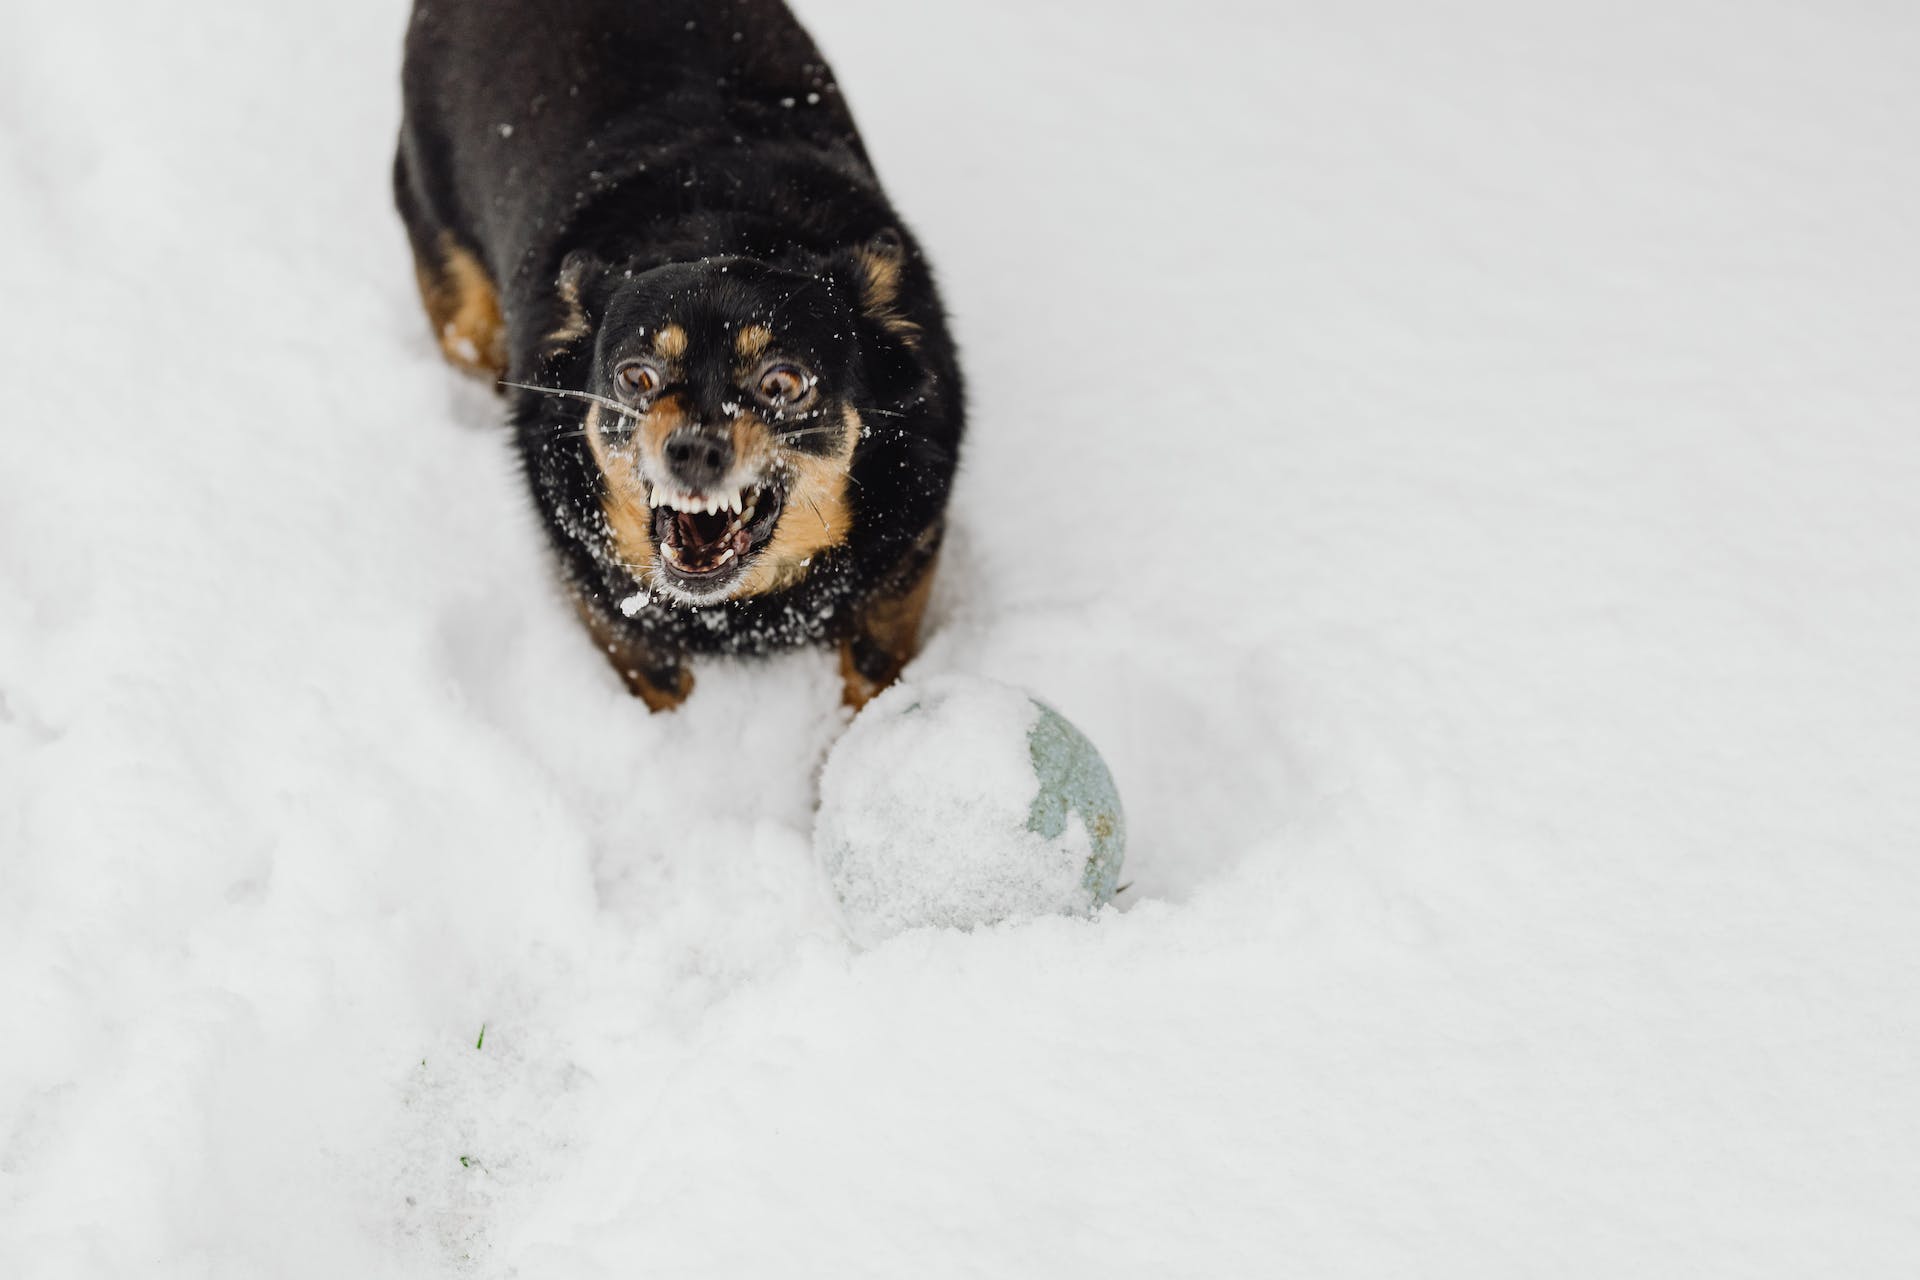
top-left (400, 1), bottom-right (870, 327)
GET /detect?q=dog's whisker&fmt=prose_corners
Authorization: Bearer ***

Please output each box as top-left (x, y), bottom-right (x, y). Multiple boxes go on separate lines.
top-left (500, 380), bottom-right (645, 421)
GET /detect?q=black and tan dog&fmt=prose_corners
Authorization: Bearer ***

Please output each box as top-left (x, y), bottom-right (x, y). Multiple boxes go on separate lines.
top-left (396, 0), bottom-right (963, 710)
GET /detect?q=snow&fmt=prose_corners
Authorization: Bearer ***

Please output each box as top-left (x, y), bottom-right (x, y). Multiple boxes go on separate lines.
top-left (3, 0), bottom-right (1918, 1276)
top-left (816, 675), bottom-right (1113, 946)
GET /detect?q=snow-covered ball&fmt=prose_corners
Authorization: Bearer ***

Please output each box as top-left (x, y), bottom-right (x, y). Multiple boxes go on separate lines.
top-left (815, 674), bottom-right (1126, 947)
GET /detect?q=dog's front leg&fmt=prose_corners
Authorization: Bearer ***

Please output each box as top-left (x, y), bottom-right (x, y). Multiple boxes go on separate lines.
top-left (573, 592), bottom-right (693, 712)
top-left (839, 529), bottom-right (941, 711)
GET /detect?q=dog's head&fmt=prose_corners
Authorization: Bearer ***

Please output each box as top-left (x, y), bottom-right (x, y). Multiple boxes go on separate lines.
top-left (545, 233), bottom-right (921, 606)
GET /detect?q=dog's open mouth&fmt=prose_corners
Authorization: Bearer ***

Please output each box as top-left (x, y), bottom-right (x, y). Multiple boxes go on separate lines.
top-left (650, 480), bottom-right (785, 587)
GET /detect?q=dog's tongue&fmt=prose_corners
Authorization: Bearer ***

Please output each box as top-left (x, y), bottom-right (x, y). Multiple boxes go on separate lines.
top-left (672, 509), bottom-right (728, 547)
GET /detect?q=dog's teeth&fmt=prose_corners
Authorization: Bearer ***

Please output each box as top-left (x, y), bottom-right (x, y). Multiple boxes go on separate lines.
top-left (717, 548), bottom-right (735, 563)
top-left (656, 487), bottom-right (757, 517)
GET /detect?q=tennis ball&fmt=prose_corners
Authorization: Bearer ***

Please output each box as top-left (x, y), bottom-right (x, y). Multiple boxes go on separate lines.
top-left (815, 674), bottom-right (1125, 947)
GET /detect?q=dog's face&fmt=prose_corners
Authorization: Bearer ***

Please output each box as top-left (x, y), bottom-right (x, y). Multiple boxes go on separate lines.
top-left (554, 242), bottom-right (915, 605)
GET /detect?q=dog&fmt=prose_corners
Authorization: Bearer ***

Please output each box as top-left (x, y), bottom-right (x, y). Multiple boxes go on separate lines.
top-left (395, 0), bottom-right (964, 711)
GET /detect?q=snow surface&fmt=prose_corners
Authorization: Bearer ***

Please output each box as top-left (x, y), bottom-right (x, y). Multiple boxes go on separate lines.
top-left (4, 1), bottom-right (1919, 1275)
top-left (816, 675), bottom-right (1105, 946)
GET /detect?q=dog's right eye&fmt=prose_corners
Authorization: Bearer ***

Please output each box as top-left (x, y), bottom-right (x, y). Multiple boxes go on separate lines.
top-left (754, 362), bottom-right (814, 410)
top-left (614, 361), bottom-right (662, 400)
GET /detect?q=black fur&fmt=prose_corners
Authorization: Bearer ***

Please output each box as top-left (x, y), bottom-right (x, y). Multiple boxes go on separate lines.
top-left (395, 0), bottom-right (962, 689)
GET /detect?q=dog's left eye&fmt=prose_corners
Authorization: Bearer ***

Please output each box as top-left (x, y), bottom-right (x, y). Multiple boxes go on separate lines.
top-left (614, 361), bottom-right (662, 400)
top-left (754, 362), bottom-right (814, 410)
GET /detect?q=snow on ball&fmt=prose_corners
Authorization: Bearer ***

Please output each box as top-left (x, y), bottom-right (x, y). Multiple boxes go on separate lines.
top-left (814, 674), bottom-right (1126, 947)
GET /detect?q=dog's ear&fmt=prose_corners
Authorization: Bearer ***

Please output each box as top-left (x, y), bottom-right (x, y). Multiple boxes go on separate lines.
top-left (843, 227), bottom-right (912, 334)
top-left (547, 250), bottom-right (615, 350)
top-left (835, 228), bottom-right (924, 404)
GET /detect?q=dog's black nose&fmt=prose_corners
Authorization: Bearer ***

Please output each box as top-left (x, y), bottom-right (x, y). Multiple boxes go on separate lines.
top-left (663, 428), bottom-right (733, 491)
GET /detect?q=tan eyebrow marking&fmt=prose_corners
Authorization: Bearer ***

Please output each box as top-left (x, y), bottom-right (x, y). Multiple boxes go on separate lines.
top-left (653, 324), bottom-right (688, 359)
top-left (734, 324), bottom-right (773, 361)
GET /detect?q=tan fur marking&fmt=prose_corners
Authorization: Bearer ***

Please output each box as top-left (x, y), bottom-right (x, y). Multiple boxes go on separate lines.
top-left (639, 395), bottom-right (690, 470)
top-left (734, 405), bottom-right (861, 597)
top-left (545, 272), bottom-right (593, 349)
top-left (631, 667), bottom-right (694, 713)
top-left (585, 403), bottom-right (663, 582)
top-left (413, 234), bottom-right (507, 379)
top-left (840, 548), bottom-right (939, 709)
top-left (855, 248), bottom-right (903, 311)
top-left (653, 325), bottom-right (688, 360)
top-left (734, 324), bottom-right (774, 361)
top-left (721, 412), bottom-right (779, 488)
top-left (852, 244), bottom-right (919, 345)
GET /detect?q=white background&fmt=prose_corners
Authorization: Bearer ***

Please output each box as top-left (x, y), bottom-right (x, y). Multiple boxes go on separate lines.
top-left (2, 1), bottom-right (1916, 1274)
